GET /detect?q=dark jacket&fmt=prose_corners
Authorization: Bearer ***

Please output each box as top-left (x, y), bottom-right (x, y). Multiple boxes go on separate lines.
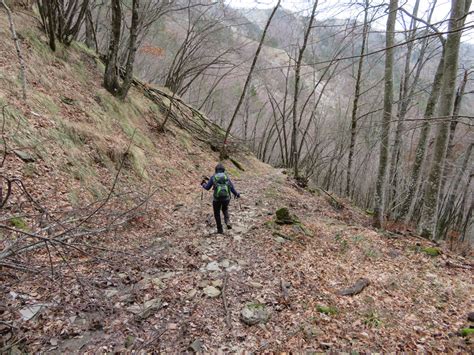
top-left (202, 174), bottom-right (239, 200)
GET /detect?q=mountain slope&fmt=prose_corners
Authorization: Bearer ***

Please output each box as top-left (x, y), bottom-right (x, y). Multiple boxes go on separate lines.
top-left (1, 11), bottom-right (473, 353)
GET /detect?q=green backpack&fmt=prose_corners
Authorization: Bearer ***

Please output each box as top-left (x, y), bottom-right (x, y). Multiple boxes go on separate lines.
top-left (213, 172), bottom-right (230, 199)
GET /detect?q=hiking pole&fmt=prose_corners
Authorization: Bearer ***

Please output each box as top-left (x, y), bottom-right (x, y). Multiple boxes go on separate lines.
top-left (235, 193), bottom-right (242, 211)
top-left (200, 175), bottom-right (209, 210)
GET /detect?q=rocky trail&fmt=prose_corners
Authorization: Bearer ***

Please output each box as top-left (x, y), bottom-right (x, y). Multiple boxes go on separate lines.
top-left (5, 166), bottom-right (473, 353)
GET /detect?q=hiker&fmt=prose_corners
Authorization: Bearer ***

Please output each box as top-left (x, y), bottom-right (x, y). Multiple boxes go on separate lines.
top-left (201, 163), bottom-right (240, 234)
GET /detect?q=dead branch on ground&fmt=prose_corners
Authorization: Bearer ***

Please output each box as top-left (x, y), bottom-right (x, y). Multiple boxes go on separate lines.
top-left (222, 272), bottom-right (232, 329)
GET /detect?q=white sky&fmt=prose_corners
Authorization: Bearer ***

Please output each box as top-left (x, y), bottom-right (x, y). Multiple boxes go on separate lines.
top-left (226, 0), bottom-right (474, 44)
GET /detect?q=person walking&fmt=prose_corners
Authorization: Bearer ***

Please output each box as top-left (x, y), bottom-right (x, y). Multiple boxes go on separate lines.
top-left (201, 163), bottom-right (240, 234)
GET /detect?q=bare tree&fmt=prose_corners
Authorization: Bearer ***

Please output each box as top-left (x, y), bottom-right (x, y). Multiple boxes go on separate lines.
top-left (221, 0), bottom-right (281, 159)
top-left (373, 0), bottom-right (398, 228)
top-left (164, 3), bottom-right (233, 96)
top-left (103, 0), bottom-right (196, 99)
top-left (398, 51), bottom-right (446, 222)
top-left (289, 0), bottom-right (319, 178)
top-left (37, 0), bottom-right (90, 51)
top-left (346, 0), bottom-right (369, 196)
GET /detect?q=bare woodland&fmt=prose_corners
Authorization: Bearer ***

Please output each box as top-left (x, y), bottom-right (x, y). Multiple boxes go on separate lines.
top-left (66, 0), bottom-right (473, 243)
top-left (1, 0), bottom-right (474, 351)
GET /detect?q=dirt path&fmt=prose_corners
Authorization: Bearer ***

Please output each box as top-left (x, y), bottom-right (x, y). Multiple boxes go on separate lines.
top-left (53, 167), bottom-right (287, 352)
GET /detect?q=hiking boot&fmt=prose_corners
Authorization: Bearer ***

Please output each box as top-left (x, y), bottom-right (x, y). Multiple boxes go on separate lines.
top-left (226, 223), bottom-right (232, 230)
top-left (217, 228), bottom-right (224, 234)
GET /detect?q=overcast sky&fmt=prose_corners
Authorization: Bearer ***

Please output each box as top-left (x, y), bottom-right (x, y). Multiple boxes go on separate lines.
top-left (226, 0), bottom-right (474, 43)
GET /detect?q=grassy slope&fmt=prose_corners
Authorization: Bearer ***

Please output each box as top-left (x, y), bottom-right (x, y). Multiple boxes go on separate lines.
top-left (1, 12), bottom-right (473, 353)
top-left (0, 13), bottom-right (263, 211)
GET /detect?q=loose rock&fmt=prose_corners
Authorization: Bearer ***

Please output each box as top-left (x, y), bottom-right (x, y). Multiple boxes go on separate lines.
top-left (13, 149), bottom-right (36, 163)
top-left (211, 280), bottom-right (223, 288)
top-left (189, 339), bottom-right (204, 353)
top-left (220, 259), bottom-right (230, 268)
top-left (138, 298), bottom-right (162, 319)
top-left (240, 302), bottom-right (270, 325)
top-left (206, 261), bottom-right (221, 272)
top-left (203, 286), bottom-right (221, 298)
top-left (468, 312), bottom-right (474, 322)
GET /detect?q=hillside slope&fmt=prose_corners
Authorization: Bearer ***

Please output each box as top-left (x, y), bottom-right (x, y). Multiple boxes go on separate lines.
top-left (1, 12), bottom-right (473, 353)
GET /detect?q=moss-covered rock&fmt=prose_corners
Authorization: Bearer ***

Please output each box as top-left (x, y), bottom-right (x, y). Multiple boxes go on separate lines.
top-left (275, 207), bottom-right (298, 225)
top-left (422, 247), bottom-right (441, 257)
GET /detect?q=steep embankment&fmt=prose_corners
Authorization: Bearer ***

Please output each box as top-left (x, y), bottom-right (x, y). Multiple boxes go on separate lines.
top-left (1, 12), bottom-right (473, 353)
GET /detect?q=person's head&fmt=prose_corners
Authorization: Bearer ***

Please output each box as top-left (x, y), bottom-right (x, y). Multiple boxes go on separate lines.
top-left (215, 163), bottom-right (225, 173)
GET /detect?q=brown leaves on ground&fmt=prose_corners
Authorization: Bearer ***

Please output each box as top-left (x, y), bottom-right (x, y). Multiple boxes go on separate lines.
top-left (2, 167), bottom-right (473, 353)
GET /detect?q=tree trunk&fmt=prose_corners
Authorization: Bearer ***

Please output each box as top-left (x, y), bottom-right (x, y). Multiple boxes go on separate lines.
top-left (398, 49), bottom-right (445, 222)
top-left (419, 0), bottom-right (471, 239)
top-left (387, 0), bottom-right (422, 215)
top-left (117, 0), bottom-right (139, 100)
top-left (104, 0), bottom-right (122, 95)
top-left (346, 1), bottom-right (369, 197)
top-left (290, 0), bottom-right (319, 178)
top-left (85, 6), bottom-right (95, 49)
top-left (373, 0), bottom-right (398, 228)
top-left (46, 0), bottom-right (56, 51)
top-left (437, 143), bottom-right (472, 239)
top-left (439, 69), bottom-right (468, 195)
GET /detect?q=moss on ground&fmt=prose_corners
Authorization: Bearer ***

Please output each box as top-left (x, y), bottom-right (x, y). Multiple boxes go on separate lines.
top-left (422, 247), bottom-right (441, 257)
top-left (316, 305), bottom-right (338, 315)
top-left (9, 217), bottom-right (28, 230)
top-left (460, 328), bottom-right (474, 337)
top-left (71, 41), bottom-right (97, 58)
top-left (363, 310), bottom-right (382, 327)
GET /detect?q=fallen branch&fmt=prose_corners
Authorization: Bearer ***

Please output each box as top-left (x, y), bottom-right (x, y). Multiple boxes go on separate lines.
top-left (0, 221), bottom-right (129, 259)
top-left (139, 328), bottom-right (168, 350)
top-left (0, 260), bottom-right (39, 273)
top-left (221, 272), bottom-right (232, 329)
top-left (337, 278), bottom-right (370, 296)
top-left (445, 260), bottom-right (473, 270)
top-left (317, 187), bottom-right (344, 210)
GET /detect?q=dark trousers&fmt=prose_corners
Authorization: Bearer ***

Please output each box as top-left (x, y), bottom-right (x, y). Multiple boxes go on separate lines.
top-left (213, 199), bottom-right (230, 232)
